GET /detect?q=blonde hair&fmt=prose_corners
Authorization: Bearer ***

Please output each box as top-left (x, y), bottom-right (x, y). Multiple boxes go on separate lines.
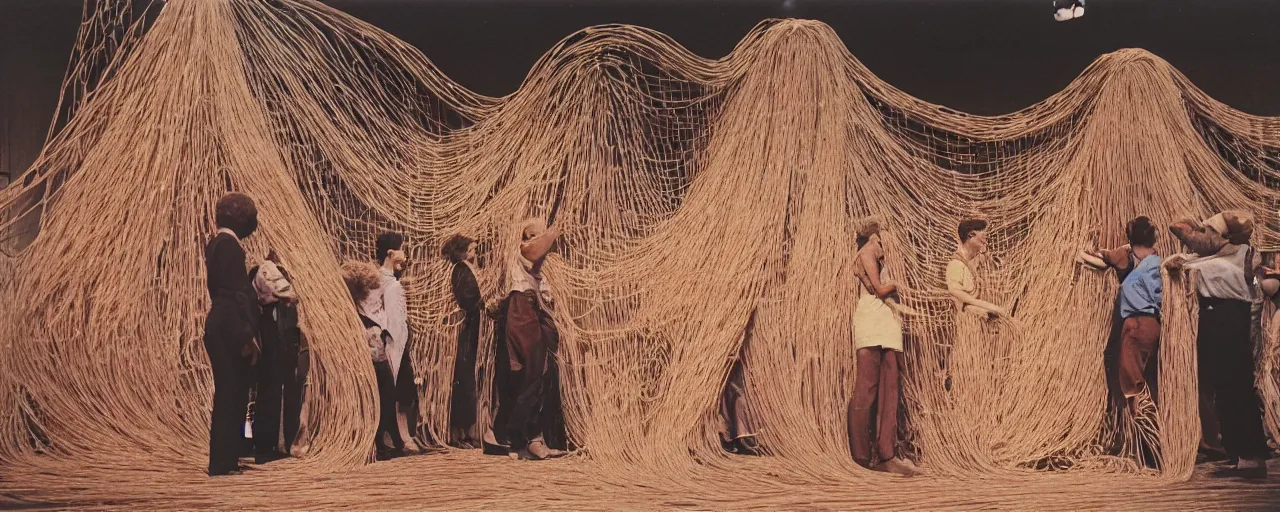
top-left (519, 217), bottom-right (547, 240)
top-left (854, 215), bottom-right (883, 240)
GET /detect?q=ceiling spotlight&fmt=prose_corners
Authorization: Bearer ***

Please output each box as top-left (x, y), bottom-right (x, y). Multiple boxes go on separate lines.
top-left (1054, 0), bottom-right (1085, 22)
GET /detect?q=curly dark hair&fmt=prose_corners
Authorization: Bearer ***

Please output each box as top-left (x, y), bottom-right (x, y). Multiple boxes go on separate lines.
top-left (375, 232), bottom-right (403, 264)
top-left (215, 193), bottom-right (258, 239)
top-left (440, 234), bottom-right (474, 264)
top-left (958, 219), bottom-right (987, 243)
top-left (1125, 216), bottom-right (1157, 248)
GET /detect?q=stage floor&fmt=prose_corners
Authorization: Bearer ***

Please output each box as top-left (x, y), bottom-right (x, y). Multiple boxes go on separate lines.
top-left (2, 450), bottom-right (1278, 510)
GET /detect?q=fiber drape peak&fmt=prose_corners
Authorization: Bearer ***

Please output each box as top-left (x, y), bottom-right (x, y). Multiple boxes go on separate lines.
top-left (1, 0), bottom-right (1278, 501)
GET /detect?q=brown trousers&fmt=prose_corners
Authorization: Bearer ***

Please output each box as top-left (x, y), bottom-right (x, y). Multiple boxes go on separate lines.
top-left (495, 290), bottom-right (563, 450)
top-left (1118, 315), bottom-right (1160, 398)
top-left (847, 347), bottom-right (901, 466)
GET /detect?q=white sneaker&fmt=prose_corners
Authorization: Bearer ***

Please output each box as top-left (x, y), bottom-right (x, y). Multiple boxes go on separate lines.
top-left (1054, 7), bottom-right (1075, 21)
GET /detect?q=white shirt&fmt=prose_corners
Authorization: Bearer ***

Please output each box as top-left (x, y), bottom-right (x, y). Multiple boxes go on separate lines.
top-left (377, 267), bottom-right (410, 382)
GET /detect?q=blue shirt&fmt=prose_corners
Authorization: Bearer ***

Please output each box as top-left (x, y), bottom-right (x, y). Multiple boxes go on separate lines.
top-left (1119, 253), bottom-right (1162, 319)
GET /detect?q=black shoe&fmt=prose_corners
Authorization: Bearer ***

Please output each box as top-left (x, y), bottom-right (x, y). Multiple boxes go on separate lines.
top-left (482, 440), bottom-right (510, 456)
top-left (720, 436), bottom-right (737, 454)
top-left (734, 436), bottom-right (762, 456)
top-left (375, 447), bottom-right (401, 461)
top-left (208, 464), bottom-right (244, 476)
top-left (1209, 466), bottom-right (1268, 480)
top-left (254, 451), bottom-right (288, 465)
top-left (1197, 449), bottom-right (1230, 464)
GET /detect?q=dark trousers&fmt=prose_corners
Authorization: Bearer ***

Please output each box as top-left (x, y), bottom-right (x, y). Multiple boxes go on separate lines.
top-left (271, 304), bottom-right (305, 452)
top-left (1197, 298), bottom-right (1269, 460)
top-left (204, 315), bottom-right (252, 475)
top-left (374, 358), bottom-right (404, 450)
top-left (848, 347), bottom-right (901, 466)
top-left (451, 311), bottom-right (481, 430)
top-left (253, 307), bottom-right (283, 455)
top-left (720, 353), bottom-right (751, 441)
top-left (282, 344), bottom-right (307, 452)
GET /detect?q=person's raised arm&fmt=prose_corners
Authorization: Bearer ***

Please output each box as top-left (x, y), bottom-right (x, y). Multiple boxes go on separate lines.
top-left (1078, 245), bottom-right (1131, 271)
top-left (1076, 249), bottom-right (1108, 269)
top-left (520, 224), bottom-right (560, 262)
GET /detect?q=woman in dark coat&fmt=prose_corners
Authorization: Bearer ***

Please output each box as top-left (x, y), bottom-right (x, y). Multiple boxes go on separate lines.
top-left (203, 192), bottom-right (260, 476)
top-left (443, 234), bottom-right (484, 447)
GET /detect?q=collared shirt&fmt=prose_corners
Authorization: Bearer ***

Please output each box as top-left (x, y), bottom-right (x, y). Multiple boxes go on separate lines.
top-left (377, 267), bottom-right (410, 383)
top-left (1119, 253), bottom-right (1162, 318)
top-left (1186, 244), bottom-right (1256, 302)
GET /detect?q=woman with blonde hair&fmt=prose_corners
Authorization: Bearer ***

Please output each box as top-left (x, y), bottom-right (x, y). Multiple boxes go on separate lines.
top-left (491, 218), bottom-right (566, 460)
top-left (847, 216), bottom-right (919, 476)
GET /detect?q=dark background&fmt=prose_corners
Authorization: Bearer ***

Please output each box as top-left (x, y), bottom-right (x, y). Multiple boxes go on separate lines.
top-left (2, 0), bottom-right (1278, 184)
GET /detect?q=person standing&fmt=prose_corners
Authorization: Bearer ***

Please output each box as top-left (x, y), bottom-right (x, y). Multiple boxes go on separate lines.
top-left (343, 260), bottom-right (403, 457)
top-left (249, 249), bottom-right (298, 464)
top-left (443, 234), bottom-right (484, 448)
top-left (847, 216), bottom-right (920, 476)
top-left (1077, 217), bottom-right (1163, 417)
top-left (945, 219), bottom-right (1007, 320)
top-left (374, 233), bottom-right (421, 454)
top-left (494, 218), bottom-right (567, 460)
top-left (273, 260), bottom-right (308, 457)
top-left (203, 192), bottom-right (261, 476)
top-left (720, 309), bottom-right (761, 456)
top-left (1168, 211), bottom-right (1271, 479)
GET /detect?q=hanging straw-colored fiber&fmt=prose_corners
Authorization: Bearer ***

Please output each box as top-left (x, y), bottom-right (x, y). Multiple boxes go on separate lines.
top-left (0, 0), bottom-right (1277, 509)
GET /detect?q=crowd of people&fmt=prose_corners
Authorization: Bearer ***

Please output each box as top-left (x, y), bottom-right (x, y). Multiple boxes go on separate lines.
top-left (200, 192), bottom-right (1276, 480)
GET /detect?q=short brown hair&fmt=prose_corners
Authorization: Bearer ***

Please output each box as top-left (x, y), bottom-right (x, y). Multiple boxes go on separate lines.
top-left (958, 219), bottom-right (987, 243)
top-left (441, 234), bottom-right (474, 264)
top-left (1125, 216), bottom-right (1157, 247)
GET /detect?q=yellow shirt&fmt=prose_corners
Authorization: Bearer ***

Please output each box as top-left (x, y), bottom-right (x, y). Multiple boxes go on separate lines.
top-left (946, 259), bottom-right (975, 294)
top-left (945, 258), bottom-right (977, 311)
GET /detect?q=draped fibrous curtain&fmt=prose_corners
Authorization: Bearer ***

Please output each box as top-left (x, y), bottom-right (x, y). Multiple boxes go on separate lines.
top-left (0, 0), bottom-right (1277, 488)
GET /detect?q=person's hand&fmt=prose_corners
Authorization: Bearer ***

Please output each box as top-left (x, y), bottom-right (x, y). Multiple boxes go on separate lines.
top-left (242, 339), bottom-right (261, 364)
top-left (1164, 253), bottom-right (1187, 271)
top-left (888, 301), bottom-right (922, 317)
top-left (1084, 228), bottom-right (1100, 249)
top-left (989, 306), bottom-right (1010, 319)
